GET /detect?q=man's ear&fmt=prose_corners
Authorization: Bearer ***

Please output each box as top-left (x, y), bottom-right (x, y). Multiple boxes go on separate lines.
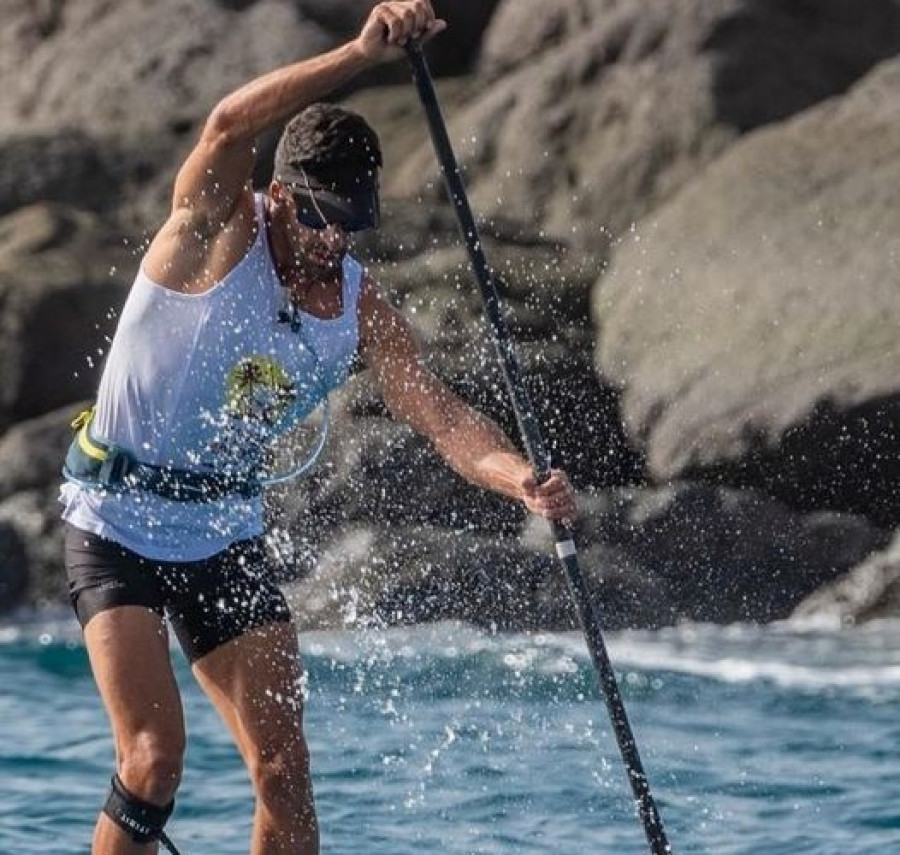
top-left (269, 181), bottom-right (294, 218)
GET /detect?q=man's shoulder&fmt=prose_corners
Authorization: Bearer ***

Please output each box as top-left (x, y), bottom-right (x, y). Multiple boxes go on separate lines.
top-left (141, 192), bottom-right (259, 293)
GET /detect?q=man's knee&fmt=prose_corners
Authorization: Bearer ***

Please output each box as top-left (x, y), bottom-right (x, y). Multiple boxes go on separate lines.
top-left (118, 730), bottom-right (185, 805)
top-left (251, 742), bottom-right (313, 814)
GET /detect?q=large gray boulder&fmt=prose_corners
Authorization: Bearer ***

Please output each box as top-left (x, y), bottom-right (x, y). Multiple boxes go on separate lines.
top-left (390, 0), bottom-right (900, 244)
top-left (595, 58), bottom-right (900, 527)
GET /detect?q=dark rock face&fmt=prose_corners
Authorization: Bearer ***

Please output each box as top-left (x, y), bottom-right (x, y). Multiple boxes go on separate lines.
top-left (348, 206), bottom-right (645, 492)
top-left (703, 0), bottom-right (900, 129)
top-left (0, 132), bottom-right (115, 219)
top-left (0, 489), bottom-right (65, 610)
top-left (528, 486), bottom-right (889, 627)
top-left (270, 414), bottom-right (522, 541)
top-left (0, 405), bottom-right (83, 502)
top-left (0, 520), bottom-right (29, 612)
top-left (595, 59), bottom-right (900, 528)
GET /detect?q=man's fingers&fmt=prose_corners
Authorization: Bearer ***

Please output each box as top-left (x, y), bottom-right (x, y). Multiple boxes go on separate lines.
top-left (535, 475), bottom-right (571, 496)
top-left (375, 1), bottom-right (438, 46)
top-left (532, 491), bottom-right (576, 510)
top-left (521, 468), bottom-right (576, 522)
top-left (401, 4), bottom-right (423, 38)
top-left (411, 3), bottom-right (428, 36)
top-left (419, 18), bottom-right (447, 43)
top-left (378, 7), bottom-right (404, 44)
top-left (534, 474), bottom-right (577, 521)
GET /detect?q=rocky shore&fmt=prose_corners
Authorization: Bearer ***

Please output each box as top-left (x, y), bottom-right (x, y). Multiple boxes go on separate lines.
top-left (1, 0), bottom-right (898, 629)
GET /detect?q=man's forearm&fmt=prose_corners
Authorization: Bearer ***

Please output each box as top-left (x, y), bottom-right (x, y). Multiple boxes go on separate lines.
top-left (430, 410), bottom-right (532, 501)
top-left (208, 40), bottom-right (371, 143)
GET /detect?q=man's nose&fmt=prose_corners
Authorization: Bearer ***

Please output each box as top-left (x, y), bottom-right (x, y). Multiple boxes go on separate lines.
top-left (322, 224), bottom-right (347, 250)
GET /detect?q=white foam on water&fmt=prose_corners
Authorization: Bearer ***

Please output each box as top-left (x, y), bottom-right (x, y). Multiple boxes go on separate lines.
top-left (607, 645), bottom-right (900, 689)
top-left (301, 618), bottom-right (900, 695)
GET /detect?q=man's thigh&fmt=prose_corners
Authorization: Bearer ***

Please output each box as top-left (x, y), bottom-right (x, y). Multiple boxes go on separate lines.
top-left (83, 606), bottom-right (185, 755)
top-left (191, 621), bottom-right (308, 761)
top-left (65, 526), bottom-right (184, 751)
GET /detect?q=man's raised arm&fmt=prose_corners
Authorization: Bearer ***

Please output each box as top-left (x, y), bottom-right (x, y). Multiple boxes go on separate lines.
top-left (171, 2), bottom-right (445, 232)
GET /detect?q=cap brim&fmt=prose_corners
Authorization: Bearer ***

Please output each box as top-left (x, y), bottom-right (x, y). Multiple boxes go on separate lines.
top-left (292, 185), bottom-right (380, 232)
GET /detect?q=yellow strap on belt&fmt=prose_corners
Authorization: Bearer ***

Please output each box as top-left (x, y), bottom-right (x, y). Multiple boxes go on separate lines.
top-left (72, 407), bottom-right (108, 462)
top-left (70, 408), bottom-right (93, 430)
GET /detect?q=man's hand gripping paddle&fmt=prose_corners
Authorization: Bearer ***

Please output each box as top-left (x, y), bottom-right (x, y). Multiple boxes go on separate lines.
top-left (403, 41), bottom-right (673, 855)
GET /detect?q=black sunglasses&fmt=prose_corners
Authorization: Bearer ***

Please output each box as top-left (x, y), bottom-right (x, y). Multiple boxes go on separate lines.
top-left (289, 182), bottom-right (379, 234)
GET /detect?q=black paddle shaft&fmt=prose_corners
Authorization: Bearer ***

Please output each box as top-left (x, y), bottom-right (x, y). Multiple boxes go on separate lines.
top-left (404, 42), bottom-right (672, 855)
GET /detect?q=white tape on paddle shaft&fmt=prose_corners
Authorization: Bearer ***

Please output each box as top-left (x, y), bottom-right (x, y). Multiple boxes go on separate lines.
top-left (555, 539), bottom-right (577, 559)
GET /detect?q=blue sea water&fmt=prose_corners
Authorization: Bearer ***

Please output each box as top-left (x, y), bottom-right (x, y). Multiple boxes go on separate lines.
top-left (1, 613), bottom-right (899, 854)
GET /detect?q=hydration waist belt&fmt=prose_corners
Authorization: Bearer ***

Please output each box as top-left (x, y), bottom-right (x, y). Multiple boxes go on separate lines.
top-left (62, 408), bottom-right (263, 503)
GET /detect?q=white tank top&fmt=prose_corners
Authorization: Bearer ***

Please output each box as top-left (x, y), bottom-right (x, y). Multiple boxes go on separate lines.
top-left (60, 193), bottom-right (362, 560)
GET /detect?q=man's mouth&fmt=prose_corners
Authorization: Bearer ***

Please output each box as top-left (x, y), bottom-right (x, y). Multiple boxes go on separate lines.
top-left (308, 247), bottom-right (335, 266)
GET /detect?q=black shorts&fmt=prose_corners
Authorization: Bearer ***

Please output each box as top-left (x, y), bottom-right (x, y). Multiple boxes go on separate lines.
top-left (64, 525), bottom-right (292, 663)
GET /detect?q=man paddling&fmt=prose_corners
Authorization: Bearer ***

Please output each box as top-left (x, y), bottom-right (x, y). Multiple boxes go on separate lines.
top-left (60, 3), bottom-right (576, 853)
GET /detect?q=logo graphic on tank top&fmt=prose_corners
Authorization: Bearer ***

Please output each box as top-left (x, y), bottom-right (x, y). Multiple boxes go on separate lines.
top-left (192, 355), bottom-right (299, 476)
top-left (224, 355), bottom-right (296, 423)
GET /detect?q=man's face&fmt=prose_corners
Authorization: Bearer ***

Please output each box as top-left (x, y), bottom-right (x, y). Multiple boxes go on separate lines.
top-left (269, 182), bottom-right (349, 280)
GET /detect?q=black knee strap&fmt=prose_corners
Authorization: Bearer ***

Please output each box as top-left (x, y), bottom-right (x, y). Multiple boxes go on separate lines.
top-left (103, 773), bottom-right (175, 845)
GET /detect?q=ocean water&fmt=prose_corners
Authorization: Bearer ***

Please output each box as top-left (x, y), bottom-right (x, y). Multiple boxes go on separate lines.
top-left (1, 613), bottom-right (899, 854)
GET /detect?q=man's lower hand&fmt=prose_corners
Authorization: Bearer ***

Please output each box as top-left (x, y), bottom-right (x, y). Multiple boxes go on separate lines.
top-left (522, 469), bottom-right (577, 527)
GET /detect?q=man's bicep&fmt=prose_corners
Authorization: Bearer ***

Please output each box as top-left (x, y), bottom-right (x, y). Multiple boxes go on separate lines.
top-left (367, 323), bottom-right (439, 427)
top-left (358, 285), bottom-right (453, 431)
top-left (381, 359), bottom-right (458, 434)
